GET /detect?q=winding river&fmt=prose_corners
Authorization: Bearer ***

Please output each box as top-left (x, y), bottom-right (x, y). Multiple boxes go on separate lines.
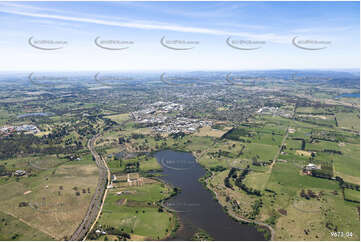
top-left (154, 150), bottom-right (266, 241)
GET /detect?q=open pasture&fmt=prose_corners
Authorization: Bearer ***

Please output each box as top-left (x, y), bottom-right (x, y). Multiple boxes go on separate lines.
top-left (0, 155), bottom-right (98, 240)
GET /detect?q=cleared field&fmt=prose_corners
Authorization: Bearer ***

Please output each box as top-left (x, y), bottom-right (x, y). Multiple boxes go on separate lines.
top-left (296, 107), bottom-right (329, 114)
top-left (0, 211), bottom-right (52, 241)
top-left (267, 163), bottom-right (339, 196)
top-left (315, 143), bottom-right (359, 178)
top-left (0, 157), bottom-right (98, 240)
top-left (265, 162), bottom-right (359, 241)
top-left (344, 189), bottom-right (360, 202)
top-left (0, 155), bottom-right (65, 171)
top-left (193, 126), bottom-right (229, 138)
top-left (97, 181), bottom-right (175, 240)
top-left (243, 171), bottom-right (269, 191)
top-left (105, 113), bottom-right (130, 124)
top-left (112, 183), bottom-right (169, 202)
top-left (336, 112), bottom-right (359, 131)
top-left (296, 150), bottom-right (312, 157)
top-left (242, 143), bottom-right (279, 161)
top-left (139, 157), bottom-right (162, 172)
top-left (275, 194), bottom-right (359, 241)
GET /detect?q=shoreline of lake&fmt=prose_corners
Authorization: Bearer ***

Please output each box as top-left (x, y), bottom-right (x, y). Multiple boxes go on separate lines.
top-left (154, 149), bottom-right (268, 241)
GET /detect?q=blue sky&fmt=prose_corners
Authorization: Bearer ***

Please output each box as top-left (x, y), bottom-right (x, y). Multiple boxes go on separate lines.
top-left (0, 1), bottom-right (359, 71)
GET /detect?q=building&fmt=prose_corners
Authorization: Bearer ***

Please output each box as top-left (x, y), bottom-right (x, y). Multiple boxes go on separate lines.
top-left (111, 175), bottom-right (117, 182)
top-left (303, 163), bottom-right (320, 175)
top-left (127, 173), bottom-right (144, 186)
top-left (14, 170), bottom-right (26, 176)
top-left (305, 163), bottom-right (319, 171)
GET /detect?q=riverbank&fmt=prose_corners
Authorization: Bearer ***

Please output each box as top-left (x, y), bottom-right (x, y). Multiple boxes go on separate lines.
top-left (204, 173), bottom-right (274, 240)
top-left (153, 150), bottom-right (267, 241)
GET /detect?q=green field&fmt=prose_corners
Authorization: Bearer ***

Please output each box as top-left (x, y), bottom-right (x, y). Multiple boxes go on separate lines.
top-left (344, 189), bottom-right (360, 203)
top-left (0, 211), bottom-right (52, 241)
top-left (97, 181), bottom-right (175, 240)
top-left (336, 112), bottom-right (360, 131)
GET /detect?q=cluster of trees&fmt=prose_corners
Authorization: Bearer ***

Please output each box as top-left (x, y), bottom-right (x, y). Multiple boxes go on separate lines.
top-left (311, 161), bottom-right (334, 179)
top-left (300, 189), bottom-right (318, 200)
top-left (0, 165), bottom-right (11, 177)
top-left (118, 137), bottom-right (127, 144)
top-left (265, 188), bottom-right (277, 195)
top-left (130, 133), bottom-right (145, 139)
top-left (223, 166), bottom-right (262, 196)
top-left (252, 158), bottom-right (272, 166)
top-left (249, 199), bottom-right (263, 219)
top-left (224, 167), bottom-right (237, 189)
top-left (234, 169), bottom-right (262, 196)
top-left (0, 116), bottom-right (98, 160)
top-left (0, 134), bottom-right (71, 160)
top-left (104, 226), bottom-right (131, 240)
top-left (45, 126), bottom-right (70, 144)
top-left (102, 117), bottom-right (117, 130)
top-left (323, 149), bottom-right (342, 155)
top-left (336, 176), bottom-right (360, 191)
top-left (191, 229), bottom-right (214, 241)
top-left (88, 226), bottom-right (131, 240)
top-left (18, 202), bottom-right (29, 207)
top-left (170, 132), bottom-right (186, 139)
top-left (208, 150), bottom-right (234, 159)
top-left (210, 165), bottom-right (226, 172)
top-left (222, 127), bottom-right (249, 141)
top-left (311, 170), bottom-right (332, 179)
top-left (124, 162), bottom-right (139, 173)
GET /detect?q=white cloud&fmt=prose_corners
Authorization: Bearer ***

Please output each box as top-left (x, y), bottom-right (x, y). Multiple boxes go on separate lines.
top-left (0, 5), bottom-right (291, 44)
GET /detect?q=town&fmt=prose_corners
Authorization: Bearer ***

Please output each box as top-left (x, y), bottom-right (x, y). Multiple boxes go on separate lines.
top-left (0, 124), bottom-right (39, 136)
top-left (131, 102), bottom-right (213, 134)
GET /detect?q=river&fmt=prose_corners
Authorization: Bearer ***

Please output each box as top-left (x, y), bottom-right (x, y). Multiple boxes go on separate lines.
top-left (154, 150), bottom-right (266, 241)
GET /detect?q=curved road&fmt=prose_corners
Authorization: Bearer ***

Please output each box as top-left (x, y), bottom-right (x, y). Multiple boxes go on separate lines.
top-left (70, 134), bottom-right (110, 241)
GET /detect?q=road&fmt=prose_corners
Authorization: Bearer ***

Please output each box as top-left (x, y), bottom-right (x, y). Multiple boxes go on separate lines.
top-left (269, 125), bottom-right (289, 171)
top-left (268, 104), bottom-right (296, 173)
top-left (70, 134), bottom-right (110, 241)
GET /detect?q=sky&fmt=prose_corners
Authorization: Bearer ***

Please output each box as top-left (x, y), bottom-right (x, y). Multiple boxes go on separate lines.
top-left (0, 1), bottom-right (359, 71)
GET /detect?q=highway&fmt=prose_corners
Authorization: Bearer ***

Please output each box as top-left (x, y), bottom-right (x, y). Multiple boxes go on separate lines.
top-left (70, 134), bottom-right (110, 241)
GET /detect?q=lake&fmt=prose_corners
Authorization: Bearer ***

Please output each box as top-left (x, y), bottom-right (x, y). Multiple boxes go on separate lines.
top-left (336, 93), bottom-right (360, 98)
top-left (154, 150), bottom-right (266, 241)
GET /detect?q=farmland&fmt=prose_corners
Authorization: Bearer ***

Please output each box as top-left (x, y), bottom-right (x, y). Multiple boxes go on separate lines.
top-left (0, 70), bottom-right (359, 240)
top-left (92, 181), bottom-right (176, 240)
top-left (0, 154), bottom-right (98, 240)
